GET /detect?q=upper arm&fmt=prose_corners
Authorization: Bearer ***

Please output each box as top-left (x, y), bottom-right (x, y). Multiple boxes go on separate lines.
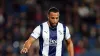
top-left (66, 38), bottom-right (72, 44)
top-left (31, 25), bottom-right (41, 39)
top-left (65, 27), bottom-right (71, 40)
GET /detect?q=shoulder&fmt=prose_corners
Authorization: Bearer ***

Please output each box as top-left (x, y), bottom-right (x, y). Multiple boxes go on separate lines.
top-left (57, 22), bottom-right (64, 29)
top-left (58, 22), bottom-right (68, 27)
top-left (35, 21), bottom-right (47, 27)
top-left (58, 22), bottom-right (63, 26)
top-left (42, 21), bottom-right (48, 25)
top-left (39, 21), bottom-right (48, 26)
top-left (36, 21), bottom-right (48, 29)
top-left (57, 22), bottom-right (69, 30)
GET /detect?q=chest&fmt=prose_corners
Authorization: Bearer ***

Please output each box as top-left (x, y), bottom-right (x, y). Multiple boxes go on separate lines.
top-left (42, 28), bottom-right (64, 44)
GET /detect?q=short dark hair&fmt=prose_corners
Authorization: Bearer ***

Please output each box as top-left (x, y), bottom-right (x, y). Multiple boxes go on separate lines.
top-left (48, 7), bottom-right (59, 14)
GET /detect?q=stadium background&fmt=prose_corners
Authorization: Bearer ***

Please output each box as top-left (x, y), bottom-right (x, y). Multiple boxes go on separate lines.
top-left (0, 0), bottom-right (100, 56)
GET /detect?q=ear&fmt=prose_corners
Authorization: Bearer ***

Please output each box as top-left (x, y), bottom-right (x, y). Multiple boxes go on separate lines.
top-left (48, 17), bottom-right (49, 19)
top-left (47, 14), bottom-right (49, 19)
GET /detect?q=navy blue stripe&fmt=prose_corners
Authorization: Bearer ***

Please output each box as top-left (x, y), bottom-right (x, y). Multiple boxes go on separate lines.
top-left (62, 40), bottom-right (64, 56)
top-left (61, 25), bottom-right (66, 56)
top-left (49, 27), bottom-right (57, 56)
top-left (39, 24), bottom-right (43, 56)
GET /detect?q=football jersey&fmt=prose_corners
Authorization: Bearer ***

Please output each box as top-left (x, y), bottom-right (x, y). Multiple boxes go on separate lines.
top-left (31, 21), bottom-right (71, 56)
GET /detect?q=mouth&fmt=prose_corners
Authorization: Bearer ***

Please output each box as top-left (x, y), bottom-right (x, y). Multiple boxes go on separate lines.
top-left (51, 23), bottom-right (58, 27)
top-left (52, 23), bottom-right (57, 26)
top-left (48, 21), bottom-right (58, 27)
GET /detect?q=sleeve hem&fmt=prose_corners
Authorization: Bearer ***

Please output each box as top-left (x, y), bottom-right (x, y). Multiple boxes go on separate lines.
top-left (30, 35), bottom-right (37, 39)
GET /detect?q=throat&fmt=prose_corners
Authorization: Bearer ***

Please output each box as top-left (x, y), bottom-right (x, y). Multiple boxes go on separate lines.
top-left (49, 24), bottom-right (57, 31)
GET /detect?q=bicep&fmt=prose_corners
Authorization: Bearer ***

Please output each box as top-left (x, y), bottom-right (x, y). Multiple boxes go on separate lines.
top-left (66, 38), bottom-right (72, 44)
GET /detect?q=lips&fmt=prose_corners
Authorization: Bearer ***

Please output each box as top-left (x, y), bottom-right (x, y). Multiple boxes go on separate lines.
top-left (52, 23), bottom-right (56, 26)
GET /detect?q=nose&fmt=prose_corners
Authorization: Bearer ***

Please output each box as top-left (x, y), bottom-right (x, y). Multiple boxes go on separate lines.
top-left (54, 19), bottom-right (57, 23)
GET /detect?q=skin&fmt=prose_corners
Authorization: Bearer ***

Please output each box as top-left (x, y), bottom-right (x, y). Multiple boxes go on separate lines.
top-left (47, 12), bottom-right (59, 27)
top-left (20, 12), bottom-right (74, 56)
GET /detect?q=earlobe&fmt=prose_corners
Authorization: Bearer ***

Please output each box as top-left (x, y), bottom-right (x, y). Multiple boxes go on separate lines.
top-left (48, 17), bottom-right (49, 19)
top-left (47, 14), bottom-right (49, 19)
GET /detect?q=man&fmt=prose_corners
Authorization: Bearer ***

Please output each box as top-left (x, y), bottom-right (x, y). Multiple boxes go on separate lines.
top-left (20, 7), bottom-right (74, 56)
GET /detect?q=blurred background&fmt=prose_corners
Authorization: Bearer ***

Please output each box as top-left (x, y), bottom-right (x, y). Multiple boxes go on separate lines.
top-left (0, 0), bottom-right (100, 56)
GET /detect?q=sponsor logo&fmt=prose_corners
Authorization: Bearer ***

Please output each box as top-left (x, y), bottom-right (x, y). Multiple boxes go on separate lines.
top-left (49, 39), bottom-right (57, 46)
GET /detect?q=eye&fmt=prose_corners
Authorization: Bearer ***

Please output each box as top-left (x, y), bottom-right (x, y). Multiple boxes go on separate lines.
top-left (56, 17), bottom-right (58, 19)
top-left (51, 17), bottom-right (54, 19)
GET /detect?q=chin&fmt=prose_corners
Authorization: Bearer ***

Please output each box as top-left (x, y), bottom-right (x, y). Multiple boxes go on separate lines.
top-left (52, 24), bottom-right (57, 27)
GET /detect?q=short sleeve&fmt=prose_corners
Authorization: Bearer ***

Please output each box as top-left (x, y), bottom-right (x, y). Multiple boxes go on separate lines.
top-left (65, 27), bottom-right (71, 40)
top-left (31, 25), bottom-right (40, 39)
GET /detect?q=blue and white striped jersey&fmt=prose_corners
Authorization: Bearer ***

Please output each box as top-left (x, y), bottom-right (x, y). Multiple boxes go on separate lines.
top-left (31, 21), bottom-right (71, 56)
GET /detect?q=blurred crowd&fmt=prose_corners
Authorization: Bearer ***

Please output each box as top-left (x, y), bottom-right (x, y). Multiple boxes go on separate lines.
top-left (0, 0), bottom-right (100, 56)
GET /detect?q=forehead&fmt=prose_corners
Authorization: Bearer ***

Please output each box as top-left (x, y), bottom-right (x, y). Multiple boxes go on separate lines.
top-left (49, 12), bottom-right (59, 16)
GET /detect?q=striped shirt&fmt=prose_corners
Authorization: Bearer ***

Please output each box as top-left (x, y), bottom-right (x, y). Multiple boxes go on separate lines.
top-left (31, 21), bottom-right (70, 56)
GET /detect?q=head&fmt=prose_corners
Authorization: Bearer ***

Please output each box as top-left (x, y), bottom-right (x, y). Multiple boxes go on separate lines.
top-left (47, 7), bottom-right (59, 27)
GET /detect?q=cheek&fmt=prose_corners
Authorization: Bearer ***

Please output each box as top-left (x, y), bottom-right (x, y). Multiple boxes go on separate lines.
top-left (49, 19), bottom-right (54, 23)
top-left (55, 19), bottom-right (59, 23)
top-left (57, 19), bottom-right (59, 22)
